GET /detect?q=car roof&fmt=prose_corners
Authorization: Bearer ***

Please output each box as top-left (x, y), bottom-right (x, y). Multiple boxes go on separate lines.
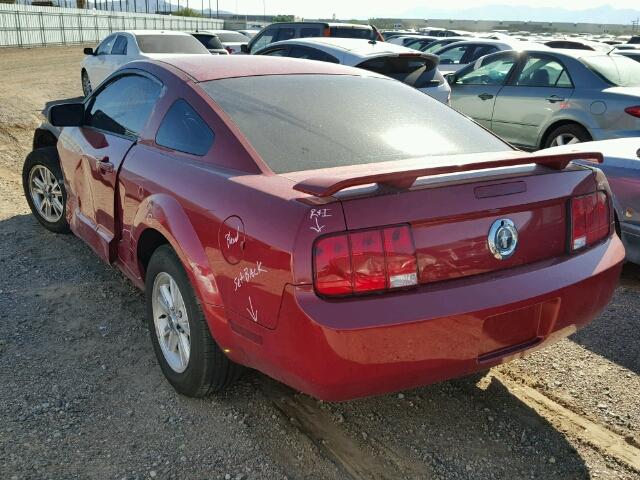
top-left (264, 37), bottom-right (424, 57)
top-left (148, 55), bottom-right (386, 82)
top-left (267, 21), bottom-right (371, 29)
top-left (114, 30), bottom-right (192, 37)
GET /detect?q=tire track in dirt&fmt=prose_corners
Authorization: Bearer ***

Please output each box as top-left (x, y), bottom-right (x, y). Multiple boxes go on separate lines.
top-left (257, 378), bottom-right (434, 480)
top-left (493, 371), bottom-right (640, 473)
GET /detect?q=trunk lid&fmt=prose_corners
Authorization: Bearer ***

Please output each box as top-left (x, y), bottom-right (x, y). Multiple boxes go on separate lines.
top-left (291, 151), bottom-right (601, 285)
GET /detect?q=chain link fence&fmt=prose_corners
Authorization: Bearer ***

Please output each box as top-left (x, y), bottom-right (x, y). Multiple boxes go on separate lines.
top-left (0, 3), bottom-right (224, 47)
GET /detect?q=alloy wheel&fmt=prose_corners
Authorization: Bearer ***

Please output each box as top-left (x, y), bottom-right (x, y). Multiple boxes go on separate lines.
top-left (152, 272), bottom-right (191, 373)
top-left (550, 133), bottom-right (580, 147)
top-left (29, 165), bottom-right (64, 223)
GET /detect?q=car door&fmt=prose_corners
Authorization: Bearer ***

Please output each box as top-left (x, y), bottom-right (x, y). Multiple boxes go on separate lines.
top-left (491, 53), bottom-right (575, 148)
top-left (449, 52), bottom-right (518, 129)
top-left (107, 34), bottom-right (129, 71)
top-left (58, 73), bottom-right (163, 262)
top-left (91, 34), bottom-right (117, 86)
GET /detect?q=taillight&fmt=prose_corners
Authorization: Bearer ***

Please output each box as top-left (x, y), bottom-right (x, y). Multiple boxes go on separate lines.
top-left (323, 27), bottom-right (331, 37)
top-left (570, 191), bottom-right (610, 252)
top-left (313, 225), bottom-right (418, 297)
top-left (225, 47), bottom-right (233, 54)
top-left (625, 106), bottom-right (640, 118)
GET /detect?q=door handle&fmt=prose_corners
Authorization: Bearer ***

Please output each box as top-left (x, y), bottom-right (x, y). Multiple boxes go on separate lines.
top-left (95, 156), bottom-right (114, 173)
top-left (546, 95), bottom-right (565, 103)
top-left (478, 93), bottom-right (494, 101)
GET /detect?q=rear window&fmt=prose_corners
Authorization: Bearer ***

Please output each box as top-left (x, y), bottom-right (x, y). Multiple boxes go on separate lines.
top-left (215, 32), bottom-right (250, 43)
top-left (580, 55), bottom-right (640, 87)
top-left (201, 75), bottom-right (509, 174)
top-left (193, 34), bottom-right (224, 50)
top-left (135, 35), bottom-right (207, 54)
top-left (330, 27), bottom-right (374, 40)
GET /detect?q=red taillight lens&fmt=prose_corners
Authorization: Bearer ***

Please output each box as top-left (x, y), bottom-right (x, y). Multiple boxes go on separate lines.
top-left (625, 106), bottom-right (640, 118)
top-left (570, 191), bottom-right (610, 252)
top-left (323, 27), bottom-right (331, 37)
top-left (314, 234), bottom-right (352, 296)
top-left (313, 225), bottom-right (418, 297)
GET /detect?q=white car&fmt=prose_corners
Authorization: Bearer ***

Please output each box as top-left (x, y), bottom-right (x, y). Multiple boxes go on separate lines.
top-left (205, 30), bottom-right (251, 54)
top-left (434, 39), bottom-right (544, 73)
top-left (254, 37), bottom-right (452, 104)
top-left (80, 30), bottom-right (210, 96)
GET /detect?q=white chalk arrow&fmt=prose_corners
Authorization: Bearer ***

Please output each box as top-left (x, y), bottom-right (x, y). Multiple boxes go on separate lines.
top-left (246, 296), bottom-right (258, 323)
top-left (310, 217), bottom-right (325, 233)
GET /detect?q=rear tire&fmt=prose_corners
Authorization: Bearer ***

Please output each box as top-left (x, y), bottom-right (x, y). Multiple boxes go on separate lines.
top-left (543, 124), bottom-right (591, 148)
top-left (145, 245), bottom-right (243, 397)
top-left (22, 147), bottom-right (70, 234)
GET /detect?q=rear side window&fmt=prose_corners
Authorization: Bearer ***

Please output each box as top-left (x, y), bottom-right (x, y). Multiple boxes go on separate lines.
top-left (330, 27), bottom-right (373, 39)
top-left (135, 34), bottom-right (207, 54)
top-left (201, 75), bottom-right (509, 174)
top-left (111, 35), bottom-right (127, 55)
top-left (275, 28), bottom-right (296, 42)
top-left (288, 46), bottom-right (339, 63)
top-left (86, 75), bottom-right (162, 137)
top-left (301, 27), bottom-right (321, 37)
top-left (516, 56), bottom-right (574, 88)
top-left (155, 100), bottom-right (214, 156)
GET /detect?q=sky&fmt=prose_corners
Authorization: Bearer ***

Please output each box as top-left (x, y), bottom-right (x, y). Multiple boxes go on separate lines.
top-left (214, 0), bottom-right (640, 18)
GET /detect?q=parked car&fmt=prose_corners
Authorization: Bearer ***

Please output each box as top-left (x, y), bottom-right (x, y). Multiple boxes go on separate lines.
top-left (386, 35), bottom-right (437, 47)
top-left (237, 29), bottom-right (259, 39)
top-left (433, 39), bottom-right (534, 73)
top-left (542, 137), bottom-right (640, 264)
top-left (254, 38), bottom-right (451, 104)
top-left (420, 37), bottom-right (469, 54)
top-left (616, 50), bottom-right (640, 63)
top-left (80, 30), bottom-right (210, 96)
top-left (188, 31), bottom-right (229, 55)
top-left (24, 55), bottom-right (624, 401)
top-left (243, 21), bottom-right (382, 54)
top-left (205, 30), bottom-right (250, 54)
top-left (628, 36), bottom-right (640, 45)
top-left (447, 49), bottom-right (640, 149)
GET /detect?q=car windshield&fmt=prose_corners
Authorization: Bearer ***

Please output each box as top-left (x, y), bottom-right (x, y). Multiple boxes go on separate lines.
top-left (215, 32), bottom-right (250, 43)
top-left (580, 55), bottom-right (640, 87)
top-left (201, 75), bottom-right (510, 174)
top-left (135, 35), bottom-right (207, 54)
top-left (193, 34), bottom-right (224, 50)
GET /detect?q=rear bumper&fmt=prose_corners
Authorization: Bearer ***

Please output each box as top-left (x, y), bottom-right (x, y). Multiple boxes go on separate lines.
top-left (621, 221), bottom-right (640, 265)
top-left (206, 235), bottom-right (624, 401)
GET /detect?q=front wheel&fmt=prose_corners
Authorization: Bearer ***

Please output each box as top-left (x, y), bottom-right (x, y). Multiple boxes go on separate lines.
top-left (544, 124), bottom-right (591, 148)
top-left (145, 245), bottom-right (243, 397)
top-left (22, 147), bottom-right (70, 233)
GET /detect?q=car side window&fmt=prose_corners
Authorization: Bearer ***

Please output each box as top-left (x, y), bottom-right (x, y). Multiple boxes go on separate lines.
top-left (300, 27), bottom-right (321, 37)
top-left (515, 56), bottom-right (574, 88)
top-left (85, 75), bottom-right (162, 137)
top-left (155, 99), bottom-right (215, 156)
top-left (275, 28), bottom-right (296, 42)
top-left (456, 56), bottom-right (517, 86)
top-left (470, 45), bottom-right (499, 62)
top-left (288, 46), bottom-right (339, 63)
top-left (96, 35), bottom-right (116, 55)
top-left (438, 45), bottom-right (469, 65)
top-left (250, 29), bottom-right (276, 53)
top-left (260, 48), bottom-right (288, 57)
top-left (111, 35), bottom-right (127, 55)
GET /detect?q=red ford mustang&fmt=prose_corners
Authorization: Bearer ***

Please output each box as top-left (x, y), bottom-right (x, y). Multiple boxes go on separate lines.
top-left (23, 56), bottom-right (624, 401)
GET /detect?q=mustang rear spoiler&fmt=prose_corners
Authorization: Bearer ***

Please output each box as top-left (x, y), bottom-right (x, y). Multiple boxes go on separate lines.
top-left (293, 152), bottom-right (603, 198)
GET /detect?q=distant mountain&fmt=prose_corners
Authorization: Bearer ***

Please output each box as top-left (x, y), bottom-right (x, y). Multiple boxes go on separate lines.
top-left (402, 4), bottom-right (640, 25)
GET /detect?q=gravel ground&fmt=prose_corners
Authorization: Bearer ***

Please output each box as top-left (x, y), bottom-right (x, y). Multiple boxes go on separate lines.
top-left (0, 46), bottom-right (639, 480)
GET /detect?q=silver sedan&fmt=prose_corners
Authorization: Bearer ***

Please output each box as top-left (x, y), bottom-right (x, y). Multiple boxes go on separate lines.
top-left (447, 49), bottom-right (640, 150)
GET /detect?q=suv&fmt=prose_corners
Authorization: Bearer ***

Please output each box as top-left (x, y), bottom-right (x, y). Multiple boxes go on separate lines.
top-left (243, 22), bottom-right (382, 54)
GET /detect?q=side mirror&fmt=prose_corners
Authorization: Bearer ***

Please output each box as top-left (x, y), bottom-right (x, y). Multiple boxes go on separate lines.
top-left (241, 44), bottom-right (250, 54)
top-left (48, 102), bottom-right (84, 127)
top-left (83, 47), bottom-right (95, 55)
top-left (444, 73), bottom-right (456, 85)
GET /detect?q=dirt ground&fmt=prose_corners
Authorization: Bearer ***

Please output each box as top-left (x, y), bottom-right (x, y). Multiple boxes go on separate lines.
top-left (0, 46), bottom-right (639, 480)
